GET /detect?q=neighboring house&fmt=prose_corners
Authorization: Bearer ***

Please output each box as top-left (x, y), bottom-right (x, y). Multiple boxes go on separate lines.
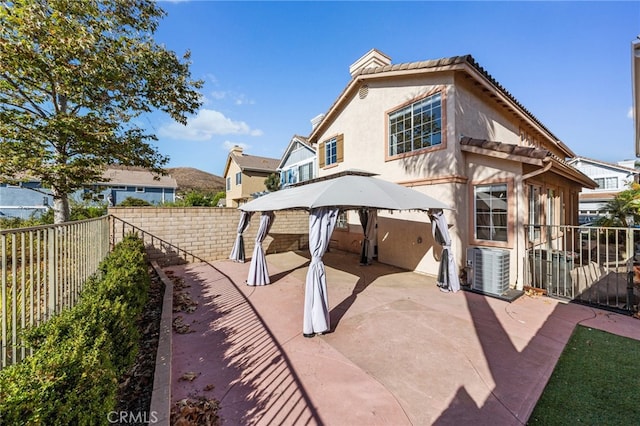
top-left (277, 135), bottom-right (317, 188)
top-left (305, 48), bottom-right (595, 290)
top-left (0, 167), bottom-right (177, 219)
top-left (223, 146), bottom-right (280, 207)
top-left (0, 181), bottom-right (52, 219)
top-left (567, 157), bottom-right (640, 224)
top-left (87, 166), bottom-right (177, 206)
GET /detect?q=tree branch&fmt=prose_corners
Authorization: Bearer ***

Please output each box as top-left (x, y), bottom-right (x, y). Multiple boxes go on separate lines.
top-left (0, 100), bottom-right (41, 117)
top-left (1, 73), bottom-right (49, 118)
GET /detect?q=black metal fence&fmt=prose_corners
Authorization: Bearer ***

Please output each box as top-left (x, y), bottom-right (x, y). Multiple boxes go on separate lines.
top-left (525, 224), bottom-right (640, 314)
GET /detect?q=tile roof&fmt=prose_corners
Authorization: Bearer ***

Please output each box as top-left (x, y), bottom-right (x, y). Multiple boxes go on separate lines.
top-left (309, 52), bottom-right (573, 158)
top-left (459, 137), bottom-right (550, 160)
top-left (231, 153), bottom-right (280, 172)
top-left (459, 137), bottom-right (596, 189)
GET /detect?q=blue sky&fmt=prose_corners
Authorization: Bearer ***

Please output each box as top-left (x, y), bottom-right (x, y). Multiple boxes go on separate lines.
top-left (148, 1), bottom-right (640, 176)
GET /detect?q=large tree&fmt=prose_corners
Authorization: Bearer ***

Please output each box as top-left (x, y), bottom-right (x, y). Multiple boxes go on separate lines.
top-left (0, 0), bottom-right (202, 223)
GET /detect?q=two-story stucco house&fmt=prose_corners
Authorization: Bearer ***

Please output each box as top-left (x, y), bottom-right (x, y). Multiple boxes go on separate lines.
top-left (567, 157), bottom-right (640, 224)
top-left (306, 49), bottom-right (595, 291)
top-left (277, 135), bottom-right (317, 189)
top-left (223, 146), bottom-right (280, 207)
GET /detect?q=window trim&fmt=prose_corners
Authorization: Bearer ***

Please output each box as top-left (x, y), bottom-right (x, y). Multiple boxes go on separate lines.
top-left (325, 137), bottom-right (338, 166)
top-left (384, 86), bottom-right (447, 162)
top-left (469, 178), bottom-right (513, 249)
top-left (527, 184), bottom-right (543, 243)
top-left (318, 133), bottom-right (344, 169)
top-left (593, 176), bottom-right (618, 190)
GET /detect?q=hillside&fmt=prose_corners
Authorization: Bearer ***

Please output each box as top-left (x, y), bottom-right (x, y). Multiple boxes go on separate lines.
top-left (167, 167), bottom-right (225, 194)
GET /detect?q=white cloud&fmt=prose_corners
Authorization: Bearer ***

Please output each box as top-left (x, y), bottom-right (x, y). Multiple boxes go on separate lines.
top-left (628, 106), bottom-right (634, 119)
top-left (158, 109), bottom-right (263, 141)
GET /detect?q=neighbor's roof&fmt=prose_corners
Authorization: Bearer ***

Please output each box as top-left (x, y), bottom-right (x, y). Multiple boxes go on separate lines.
top-left (309, 53), bottom-right (575, 158)
top-left (231, 152), bottom-right (280, 173)
top-left (567, 156), bottom-right (640, 175)
top-left (96, 166), bottom-right (177, 188)
top-left (277, 135), bottom-right (316, 170)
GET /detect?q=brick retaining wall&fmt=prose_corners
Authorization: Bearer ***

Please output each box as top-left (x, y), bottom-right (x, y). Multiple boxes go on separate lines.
top-left (109, 207), bottom-right (309, 265)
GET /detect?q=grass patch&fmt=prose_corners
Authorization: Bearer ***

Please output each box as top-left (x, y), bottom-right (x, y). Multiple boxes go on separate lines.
top-left (529, 325), bottom-right (640, 424)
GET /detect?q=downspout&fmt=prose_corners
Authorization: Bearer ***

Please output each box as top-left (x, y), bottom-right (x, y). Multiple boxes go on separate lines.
top-left (516, 158), bottom-right (553, 290)
top-left (521, 158), bottom-right (552, 181)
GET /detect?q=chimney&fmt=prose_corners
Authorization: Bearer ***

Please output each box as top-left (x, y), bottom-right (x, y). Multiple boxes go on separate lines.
top-left (349, 49), bottom-right (392, 77)
top-left (230, 145), bottom-right (243, 155)
top-left (310, 114), bottom-right (325, 131)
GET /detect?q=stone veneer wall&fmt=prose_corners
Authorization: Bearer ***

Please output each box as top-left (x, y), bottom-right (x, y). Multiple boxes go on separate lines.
top-left (109, 207), bottom-right (309, 265)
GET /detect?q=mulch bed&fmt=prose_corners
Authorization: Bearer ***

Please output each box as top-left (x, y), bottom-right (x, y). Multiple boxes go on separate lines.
top-left (113, 263), bottom-right (221, 425)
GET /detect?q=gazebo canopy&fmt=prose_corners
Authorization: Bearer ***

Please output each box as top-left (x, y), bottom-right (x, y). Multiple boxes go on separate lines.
top-left (239, 174), bottom-right (450, 212)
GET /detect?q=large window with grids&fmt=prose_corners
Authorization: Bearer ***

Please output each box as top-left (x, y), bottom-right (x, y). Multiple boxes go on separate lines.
top-left (474, 183), bottom-right (508, 242)
top-left (388, 92), bottom-right (442, 156)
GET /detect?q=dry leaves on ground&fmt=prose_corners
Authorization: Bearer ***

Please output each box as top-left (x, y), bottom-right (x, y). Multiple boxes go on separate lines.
top-left (173, 315), bottom-right (193, 334)
top-left (171, 397), bottom-right (221, 426)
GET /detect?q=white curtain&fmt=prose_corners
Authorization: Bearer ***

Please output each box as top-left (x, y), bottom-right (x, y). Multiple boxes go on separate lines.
top-left (429, 209), bottom-right (460, 293)
top-left (247, 211), bottom-right (275, 286)
top-left (303, 207), bottom-right (339, 335)
top-left (358, 208), bottom-right (377, 265)
top-left (229, 211), bottom-right (253, 263)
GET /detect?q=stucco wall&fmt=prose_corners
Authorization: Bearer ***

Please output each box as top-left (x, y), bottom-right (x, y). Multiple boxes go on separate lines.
top-left (225, 161), bottom-right (272, 207)
top-left (309, 70), bottom-right (555, 286)
top-left (313, 73), bottom-right (469, 278)
top-left (109, 207), bottom-right (309, 265)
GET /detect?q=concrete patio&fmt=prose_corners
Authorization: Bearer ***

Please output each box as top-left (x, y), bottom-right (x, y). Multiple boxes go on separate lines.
top-left (164, 250), bottom-right (640, 425)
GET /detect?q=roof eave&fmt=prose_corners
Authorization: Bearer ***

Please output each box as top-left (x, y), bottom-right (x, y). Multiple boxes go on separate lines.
top-left (460, 144), bottom-right (546, 166)
top-left (549, 158), bottom-right (598, 189)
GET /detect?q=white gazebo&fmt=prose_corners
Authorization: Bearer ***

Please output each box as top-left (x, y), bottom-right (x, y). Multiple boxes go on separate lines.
top-left (231, 172), bottom-right (459, 338)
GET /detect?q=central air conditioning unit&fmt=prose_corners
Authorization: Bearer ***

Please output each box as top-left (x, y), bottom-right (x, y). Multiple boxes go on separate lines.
top-left (467, 247), bottom-right (510, 296)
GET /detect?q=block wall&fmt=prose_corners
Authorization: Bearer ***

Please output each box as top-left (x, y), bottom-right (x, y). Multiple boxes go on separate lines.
top-left (109, 207), bottom-right (309, 265)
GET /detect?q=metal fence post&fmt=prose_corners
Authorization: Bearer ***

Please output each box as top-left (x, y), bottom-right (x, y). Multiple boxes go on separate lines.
top-left (47, 227), bottom-right (56, 318)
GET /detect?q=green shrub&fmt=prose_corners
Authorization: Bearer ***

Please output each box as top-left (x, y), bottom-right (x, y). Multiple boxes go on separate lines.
top-left (0, 233), bottom-right (150, 425)
top-left (118, 196), bottom-right (152, 207)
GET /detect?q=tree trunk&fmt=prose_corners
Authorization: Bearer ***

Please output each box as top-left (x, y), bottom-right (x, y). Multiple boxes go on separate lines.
top-left (52, 190), bottom-right (70, 224)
